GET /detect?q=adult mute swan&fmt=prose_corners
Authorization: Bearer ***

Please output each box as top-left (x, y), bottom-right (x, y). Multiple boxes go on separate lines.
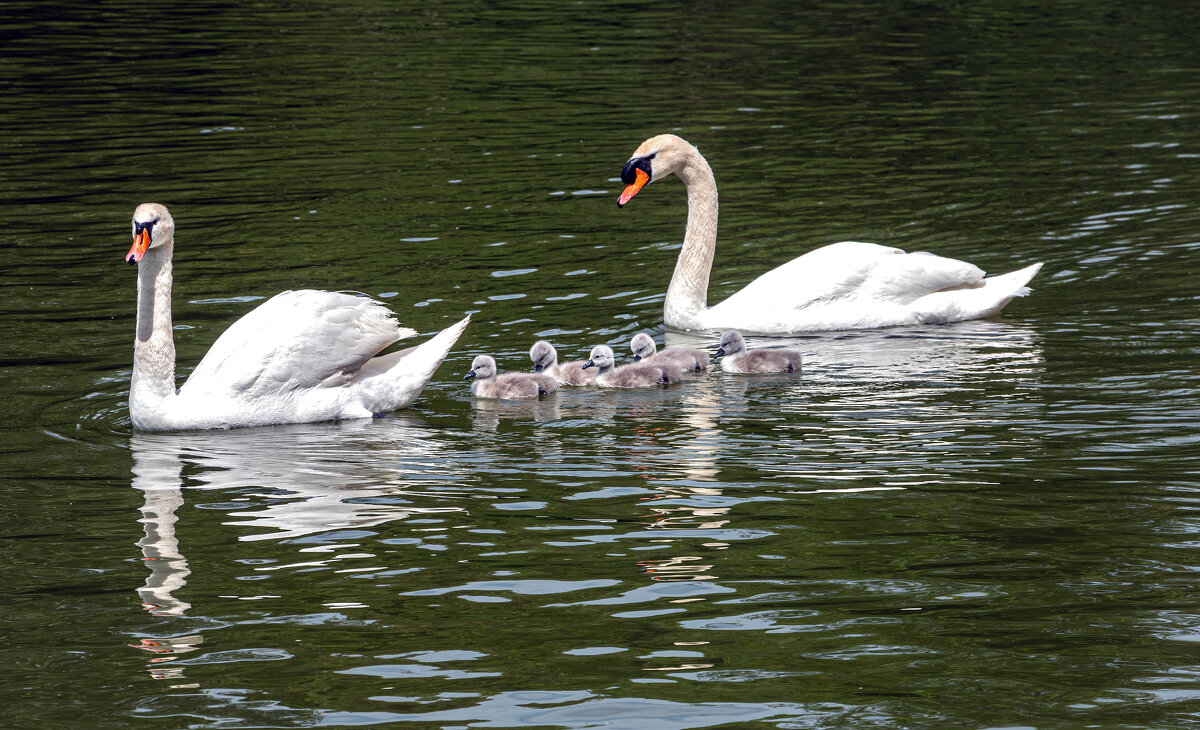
top-left (617, 134), bottom-right (1043, 334)
top-left (124, 203), bottom-right (470, 431)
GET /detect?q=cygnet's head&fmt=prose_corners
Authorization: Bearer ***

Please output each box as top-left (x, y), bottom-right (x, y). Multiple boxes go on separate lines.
top-left (582, 345), bottom-right (615, 371)
top-left (630, 333), bottom-right (658, 362)
top-left (617, 134), bottom-right (698, 207)
top-left (465, 355), bottom-right (497, 381)
top-left (127, 203), bottom-right (175, 265)
top-left (714, 330), bottom-right (746, 359)
top-left (529, 340), bottom-right (559, 373)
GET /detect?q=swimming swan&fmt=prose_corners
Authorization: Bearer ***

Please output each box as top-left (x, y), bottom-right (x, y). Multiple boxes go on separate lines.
top-left (714, 330), bottom-right (802, 374)
top-left (124, 203), bottom-right (470, 431)
top-left (582, 345), bottom-right (678, 388)
top-left (465, 355), bottom-right (557, 398)
top-left (617, 134), bottom-right (1043, 334)
top-left (529, 340), bottom-right (596, 386)
top-left (629, 332), bottom-right (707, 372)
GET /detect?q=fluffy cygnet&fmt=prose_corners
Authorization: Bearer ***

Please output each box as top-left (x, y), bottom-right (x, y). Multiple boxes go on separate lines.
top-left (714, 330), bottom-right (802, 374)
top-left (529, 340), bottom-right (596, 386)
top-left (465, 355), bottom-right (558, 398)
top-left (630, 332), bottom-right (707, 372)
top-left (582, 345), bottom-right (678, 388)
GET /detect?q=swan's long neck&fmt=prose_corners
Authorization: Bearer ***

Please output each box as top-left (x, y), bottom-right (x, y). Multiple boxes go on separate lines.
top-left (130, 241), bottom-right (178, 419)
top-left (664, 146), bottom-right (718, 329)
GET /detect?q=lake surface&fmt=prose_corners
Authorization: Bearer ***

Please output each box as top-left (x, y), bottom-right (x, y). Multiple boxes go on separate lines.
top-left (3, 1), bottom-right (1200, 727)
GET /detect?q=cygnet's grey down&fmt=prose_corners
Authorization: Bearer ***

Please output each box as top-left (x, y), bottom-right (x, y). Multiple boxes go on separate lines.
top-left (465, 355), bottom-right (558, 398)
top-left (529, 340), bottom-right (596, 386)
top-left (581, 345), bottom-right (680, 388)
top-left (713, 330), bottom-right (802, 374)
top-left (629, 332), bottom-right (707, 372)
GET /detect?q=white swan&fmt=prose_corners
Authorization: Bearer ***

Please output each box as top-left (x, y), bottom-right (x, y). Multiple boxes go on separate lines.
top-left (618, 134), bottom-right (1043, 334)
top-left (124, 203), bottom-right (470, 431)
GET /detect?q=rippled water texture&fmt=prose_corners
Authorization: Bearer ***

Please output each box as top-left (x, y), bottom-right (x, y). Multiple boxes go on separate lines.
top-left (3, 1), bottom-right (1200, 728)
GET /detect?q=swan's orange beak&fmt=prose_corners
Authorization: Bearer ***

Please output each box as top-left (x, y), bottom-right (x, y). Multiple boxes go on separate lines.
top-left (618, 168), bottom-right (649, 207)
top-left (127, 228), bottom-right (150, 264)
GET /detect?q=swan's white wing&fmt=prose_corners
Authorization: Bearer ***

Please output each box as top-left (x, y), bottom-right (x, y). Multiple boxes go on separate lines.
top-left (716, 241), bottom-right (984, 312)
top-left (182, 290), bottom-right (417, 398)
top-left (714, 242), bottom-right (894, 312)
top-left (861, 250), bottom-right (985, 302)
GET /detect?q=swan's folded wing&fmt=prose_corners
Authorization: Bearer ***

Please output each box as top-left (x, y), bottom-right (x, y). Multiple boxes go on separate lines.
top-left (182, 290), bottom-right (417, 398)
top-left (864, 251), bottom-right (985, 303)
top-left (719, 242), bottom-right (984, 312)
top-left (717, 241), bottom-right (903, 312)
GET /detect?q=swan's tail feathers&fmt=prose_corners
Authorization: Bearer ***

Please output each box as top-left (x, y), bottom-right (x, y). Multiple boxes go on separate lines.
top-left (356, 314), bottom-right (471, 412)
top-left (969, 261), bottom-right (1043, 317)
top-left (990, 261), bottom-right (1043, 299)
top-left (915, 262), bottom-right (1043, 323)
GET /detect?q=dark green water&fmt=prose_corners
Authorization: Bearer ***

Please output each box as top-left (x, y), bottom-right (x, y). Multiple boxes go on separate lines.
top-left (3, 1), bottom-right (1200, 727)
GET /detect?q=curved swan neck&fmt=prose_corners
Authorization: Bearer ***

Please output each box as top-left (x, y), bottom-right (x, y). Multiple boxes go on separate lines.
top-left (131, 240), bottom-right (177, 410)
top-left (664, 146), bottom-right (718, 329)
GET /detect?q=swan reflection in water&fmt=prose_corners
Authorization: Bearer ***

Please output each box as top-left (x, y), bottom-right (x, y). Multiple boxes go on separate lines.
top-left (128, 416), bottom-right (469, 685)
top-left (130, 415), bottom-right (469, 605)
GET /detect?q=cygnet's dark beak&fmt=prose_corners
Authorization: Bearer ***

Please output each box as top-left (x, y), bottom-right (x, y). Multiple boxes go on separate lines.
top-left (713, 348), bottom-right (725, 359)
top-left (632, 355), bottom-right (641, 362)
top-left (582, 360), bottom-right (595, 370)
top-left (532, 364), bottom-right (544, 373)
top-left (464, 371), bottom-right (477, 380)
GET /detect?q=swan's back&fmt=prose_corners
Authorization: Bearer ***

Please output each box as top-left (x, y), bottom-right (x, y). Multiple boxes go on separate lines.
top-left (182, 290), bottom-right (415, 398)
